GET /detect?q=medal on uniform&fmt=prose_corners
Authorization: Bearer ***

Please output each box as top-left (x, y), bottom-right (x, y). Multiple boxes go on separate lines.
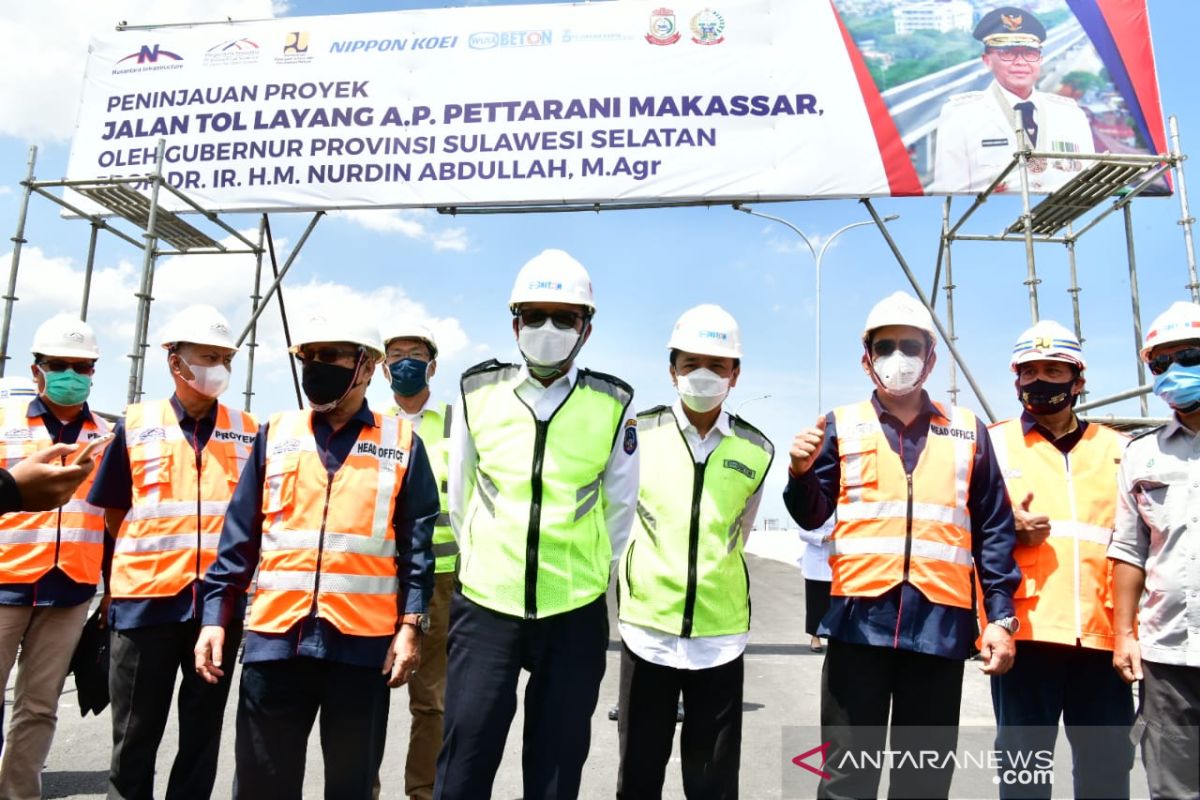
top-left (1029, 157), bottom-right (1047, 173)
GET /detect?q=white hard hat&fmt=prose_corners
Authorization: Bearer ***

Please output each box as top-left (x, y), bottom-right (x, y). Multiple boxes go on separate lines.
top-left (1011, 320), bottom-right (1086, 371)
top-left (30, 314), bottom-right (100, 359)
top-left (381, 322), bottom-right (438, 359)
top-left (1141, 301), bottom-right (1200, 361)
top-left (160, 305), bottom-right (238, 351)
top-left (290, 310), bottom-right (384, 361)
top-left (667, 304), bottom-right (743, 358)
top-left (862, 292), bottom-right (938, 345)
top-left (508, 249), bottom-right (596, 313)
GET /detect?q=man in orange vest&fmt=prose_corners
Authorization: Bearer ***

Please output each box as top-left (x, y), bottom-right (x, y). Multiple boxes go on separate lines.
top-left (0, 315), bottom-right (110, 799)
top-left (89, 304), bottom-right (256, 800)
top-left (194, 310), bottom-right (437, 799)
top-left (784, 292), bottom-right (1020, 799)
top-left (987, 320), bottom-right (1134, 798)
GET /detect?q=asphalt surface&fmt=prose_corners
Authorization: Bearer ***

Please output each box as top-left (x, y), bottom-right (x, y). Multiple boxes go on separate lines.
top-left (11, 555), bottom-right (1147, 798)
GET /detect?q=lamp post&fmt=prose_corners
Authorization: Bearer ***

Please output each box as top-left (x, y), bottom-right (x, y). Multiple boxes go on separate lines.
top-left (735, 206), bottom-right (899, 413)
top-left (734, 393), bottom-right (772, 417)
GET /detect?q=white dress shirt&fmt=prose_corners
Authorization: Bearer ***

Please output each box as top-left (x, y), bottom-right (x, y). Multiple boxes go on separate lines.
top-left (619, 400), bottom-right (765, 670)
top-left (448, 363), bottom-right (638, 561)
top-left (389, 395), bottom-right (434, 433)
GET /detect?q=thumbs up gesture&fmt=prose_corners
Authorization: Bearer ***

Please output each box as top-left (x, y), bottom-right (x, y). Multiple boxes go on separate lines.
top-left (1014, 491), bottom-right (1051, 547)
top-left (789, 415), bottom-right (828, 476)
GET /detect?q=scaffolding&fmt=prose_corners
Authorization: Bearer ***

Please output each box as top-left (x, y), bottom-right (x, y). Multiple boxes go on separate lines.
top-left (0, 140), bottom-right (319, 411)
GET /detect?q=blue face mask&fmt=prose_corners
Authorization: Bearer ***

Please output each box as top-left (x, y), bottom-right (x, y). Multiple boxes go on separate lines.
top-left (387, 358), bottom-right (429, 397)
top-left (1153, 362), bottom-right (1200, 412)
top-left (41, 369), bottom-right (92, 406)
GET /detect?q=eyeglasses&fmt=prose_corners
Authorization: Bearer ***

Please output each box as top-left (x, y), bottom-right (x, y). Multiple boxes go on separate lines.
top-left (297, 346), bottom-right (361, 365)
top-left (871, 339), bottom-right (924, 358)
top-left (1147, 346), bottom-right (1200, 376)
top-left (516, 309), bottom-right (585, 330)
top-left (988, 47), bottom-right (1043, 63)
top-left (37, 360), bottom-right (96, 375)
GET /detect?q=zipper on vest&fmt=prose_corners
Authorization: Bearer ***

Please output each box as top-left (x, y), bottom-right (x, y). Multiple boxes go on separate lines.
top-left (309, 475), bottom-right (335, 618)
top-left (1064, 452), bottom-right (1082, 642)
top-left (524, 419), bottom-right (550, 621)
top-left (53, 433), bottom-right (64, 569)
top-left (902, 472), bottom-right (914, 583)
top-left (193, 422), bottom-right (203, 618)
top-left (680, 461), bottom-right (706, 638)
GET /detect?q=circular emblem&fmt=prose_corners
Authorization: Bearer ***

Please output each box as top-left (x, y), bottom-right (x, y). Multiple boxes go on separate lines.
top-left (690, 9), bottom-right (726, 46)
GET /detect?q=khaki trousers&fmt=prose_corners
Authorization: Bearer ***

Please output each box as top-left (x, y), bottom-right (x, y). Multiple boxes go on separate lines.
top-left (0, 602), bottom-right (90, 800)
top-left (404, 571), bottom-right (454, 800)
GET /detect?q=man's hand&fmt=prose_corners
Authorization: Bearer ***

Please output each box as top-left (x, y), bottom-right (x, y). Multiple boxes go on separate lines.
top-left (193, 625), bottom-right (226, 685)
top-left (97, 592), bottom-right (112, 630)
top-left (1014, 491), bottom-right (1051, 547)
top-left (1113, 633), bottom-right (1143, 684)
top-left (8, 443), bottom-right (95, 511)
top-left (789, 416), bottom-right (828, 476)
top-left (979, 624), bottom-right (1016, 675)
top-left (383, 625), bottom-right (422, 688)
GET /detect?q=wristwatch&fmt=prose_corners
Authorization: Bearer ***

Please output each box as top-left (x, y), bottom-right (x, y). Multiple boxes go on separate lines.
top-left (990, 615), bottom-right (1021, 634)
top-left (401, 613), bottom-right (430, 634)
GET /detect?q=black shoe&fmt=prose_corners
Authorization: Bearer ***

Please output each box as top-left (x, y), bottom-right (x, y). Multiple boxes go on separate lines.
top-left (608, 703), bottom-right (619, 721)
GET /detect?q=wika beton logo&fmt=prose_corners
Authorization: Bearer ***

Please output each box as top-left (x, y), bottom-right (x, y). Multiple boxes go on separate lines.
top-left (645, 8), bottom-right (681, 46)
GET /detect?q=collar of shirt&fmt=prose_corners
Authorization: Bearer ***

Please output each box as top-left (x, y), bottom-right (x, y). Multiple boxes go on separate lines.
top-left (168, 393), bottom-right (218, 425)
top-left (26, 395), bottom-right (95, 442)
top-left (311, 399), bottom-right (376, 473)
top-left (671, 398), bottom-right (730, 462)
top-left (996, 81), bottom-right (1038, 113)
top-left (390, 396), bottom-right (431, 431)
top-left (1163, 413), bottom-right (1199, 441)
top-left (26, 395), bottom-right (95, 425)
top-left (514, 363), bottom-right (579, 421)
top-left (869, 390), bottom-right (946, 425)
top-left (1020, 409), bottom-right (1088, 453)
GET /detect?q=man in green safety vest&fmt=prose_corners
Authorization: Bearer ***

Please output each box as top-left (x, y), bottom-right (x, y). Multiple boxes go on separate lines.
top-left (380, 322), bottom-right (453, 800)
top-left (616, 304), bottom-right (773, 798)
top-left (436, 249), bottom-right (638, 800)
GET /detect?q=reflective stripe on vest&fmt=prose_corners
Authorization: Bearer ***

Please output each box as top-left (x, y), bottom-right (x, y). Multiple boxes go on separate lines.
top-left (831, 400), bottom-right (977, 609)
top-left (988, 418), bottom-right (1125, 649)
top-left (460, 364), bottom-right (631, 619)
top-left (387, 402), bottom-right (457, 573)
top-left (0, 400), bottom-right (110, 585)
top-left (109, 399), bottom-right (257, 599)
top-left (618, 406), bottom-right (774, 638)
top-left (247, 410), bottom-right (411, 637)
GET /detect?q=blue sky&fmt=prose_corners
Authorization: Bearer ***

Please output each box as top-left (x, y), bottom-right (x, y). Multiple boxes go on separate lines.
top-left (2, 0), bottom-right (1198, 525)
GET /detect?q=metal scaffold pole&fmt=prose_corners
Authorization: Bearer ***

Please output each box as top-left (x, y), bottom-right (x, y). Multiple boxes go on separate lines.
top-left (80, 221), bottom-right (100, 322)
top-left (242, 215), bottom-right (268, 412)
top-left (1, 147), bottom-right (37, 377)
top-left (1124, 204), bottom-right (1150, 417)
top-left (1015, 132), bottom-right (1041, 323)
top-left (941, 199), bottom-right (959, 405)
top-left (1170, 116), bottom-right (1200, 302)
top-left (127, 139), bottom-right (166, 404)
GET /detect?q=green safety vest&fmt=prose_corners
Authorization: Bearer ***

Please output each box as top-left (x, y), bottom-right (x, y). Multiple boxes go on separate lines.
top-left (459, 360), bottom-right (633, 619)
top-left (618, 405), bottom-right (774, 638)
top-left (389, 402), bottom-right (456, 574)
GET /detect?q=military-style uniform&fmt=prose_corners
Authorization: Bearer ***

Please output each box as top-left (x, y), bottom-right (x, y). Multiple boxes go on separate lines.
top-left (932, 81), bottom-right (1094, 194)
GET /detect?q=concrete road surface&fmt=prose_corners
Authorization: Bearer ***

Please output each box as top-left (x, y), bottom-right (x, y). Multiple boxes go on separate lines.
top-left (10, 555), bottom-right (1147, 798)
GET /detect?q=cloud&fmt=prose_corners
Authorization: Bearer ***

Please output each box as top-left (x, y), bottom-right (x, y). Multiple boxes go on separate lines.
top-left (0, 236), bottom-right (470, 414)
top-left (333, 209), bottom-right (471, 253)
top-left (0, 1), bottom-right (278, 142)
top-left (0, 187), bottom-right (12, 197)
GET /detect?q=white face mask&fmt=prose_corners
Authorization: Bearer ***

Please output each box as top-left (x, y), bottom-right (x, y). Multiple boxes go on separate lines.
top-left (676, 368), bottom-right (730, 413)
top-left (518, 322), bottom-right (581, 370)
top-left (872, 353), bottom-right (925, 396)
top-left (185, 363), bottom-right (231, 398)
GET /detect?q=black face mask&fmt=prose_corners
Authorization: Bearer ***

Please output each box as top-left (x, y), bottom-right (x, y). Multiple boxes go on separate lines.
top-left (1018, 378), bottom-right (1077, 415)
top-left (301, 360), bottom-right (358, 409)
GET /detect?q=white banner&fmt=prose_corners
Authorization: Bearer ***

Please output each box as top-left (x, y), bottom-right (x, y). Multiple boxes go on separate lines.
top-left (67, 0), bottom-right (898, 211)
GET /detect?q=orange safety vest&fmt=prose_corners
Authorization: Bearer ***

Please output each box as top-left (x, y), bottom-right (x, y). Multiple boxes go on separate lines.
top-left (0, 400), bottom-right (110, 585)
top-left (987, 419), bottom-right (1125, 650)
top-left (109, 399), bottom-right (257, 599)
top-left (831, 400), bottom-right (978, 609)
top-left (247, 409), bottom-right (413, 638)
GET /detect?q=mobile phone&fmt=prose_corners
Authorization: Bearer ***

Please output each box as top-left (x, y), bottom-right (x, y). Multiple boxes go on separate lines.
top-left (72, 433), bottom-right (115, 465)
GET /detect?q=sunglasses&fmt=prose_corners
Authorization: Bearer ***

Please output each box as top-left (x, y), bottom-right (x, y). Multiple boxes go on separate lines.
top-left (516, 309), bottom-right (585, 330)
top-left (297, 346), bottom-right (361, 365)
top-left (38, 360), bottom-right (96, 375)
top-left (1147, 346), bottom-right (1200, 376)
top-left (871, 339), bottom-right (924, 358)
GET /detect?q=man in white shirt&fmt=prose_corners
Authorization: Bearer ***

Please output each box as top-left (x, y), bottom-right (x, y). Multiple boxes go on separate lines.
top-left (931, 6), bottom-right (1094, 194)
top-left (437, 249), bottom-right (637, 800)
top-left (615, 304), bottom-right (773, 798)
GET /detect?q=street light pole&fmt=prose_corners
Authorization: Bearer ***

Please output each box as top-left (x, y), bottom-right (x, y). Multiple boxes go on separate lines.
top-left (734, 393), bottom-right (772, 417)
top-left (734, 205), bottom-right (898, 413)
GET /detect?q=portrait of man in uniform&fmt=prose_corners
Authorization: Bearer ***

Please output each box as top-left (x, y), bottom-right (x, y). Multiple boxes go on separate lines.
top-left (929, 6), bottom-right (1096, 194)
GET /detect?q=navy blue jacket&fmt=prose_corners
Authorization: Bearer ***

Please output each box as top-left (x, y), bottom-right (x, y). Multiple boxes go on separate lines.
top-left (783, 392), bottom-right (1019, 660)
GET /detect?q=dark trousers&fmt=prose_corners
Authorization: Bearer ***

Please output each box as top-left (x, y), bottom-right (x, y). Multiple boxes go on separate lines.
top-left (819, 639), bottom-right (964, 800)
top-left (805, 579), bottom-right (832, 637)
top-left (1137, 660), bottom-right (1200, 800)
top-left (108, 618), bottom-right (242, 800)
top-left (233, 657), bottom-right (391, 800)
top-left (616, 642), bottom-right (743, 800)
top-left (992, 640), bottom-right (1135, 799)
top-left (434, 591), bottom-right (608, 800)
